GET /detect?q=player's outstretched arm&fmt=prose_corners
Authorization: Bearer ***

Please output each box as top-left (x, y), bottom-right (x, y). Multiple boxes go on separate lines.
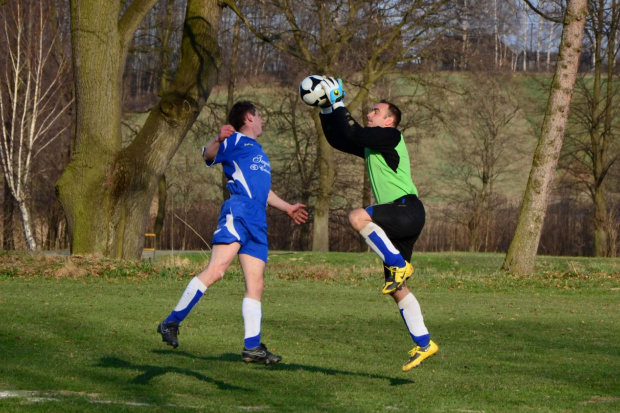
top-left (267, 190), bottom-right (308, 225)
top-left (202, 124), bottom-right (236, 162)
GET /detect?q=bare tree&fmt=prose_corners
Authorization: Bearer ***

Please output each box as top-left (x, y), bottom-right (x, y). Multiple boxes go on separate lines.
top-left (503, 0), bottom-right (588, 274)
top-left (439, 74), bottom-right (526, 251)
top-left (224, 0), bottom-right (456, 251)
top-left (522, 1), bottom-right (529, 71)
top-left (0, 0), bottom-right (72, 251)
top-left (562, 0), bottom-right (620, 257)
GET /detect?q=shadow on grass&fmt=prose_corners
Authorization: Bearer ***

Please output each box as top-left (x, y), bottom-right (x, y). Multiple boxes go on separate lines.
top-left (151, 349), bottom-right (414, 386)
top-left (96, 356), bottom-right (247, 390)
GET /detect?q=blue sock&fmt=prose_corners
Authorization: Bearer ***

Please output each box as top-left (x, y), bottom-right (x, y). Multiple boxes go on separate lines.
top-left (414, 334), bottom-right (431, 348)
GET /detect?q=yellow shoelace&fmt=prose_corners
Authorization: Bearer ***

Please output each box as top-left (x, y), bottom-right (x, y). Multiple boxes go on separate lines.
top-left (408, 346), bottom-right (421, 357)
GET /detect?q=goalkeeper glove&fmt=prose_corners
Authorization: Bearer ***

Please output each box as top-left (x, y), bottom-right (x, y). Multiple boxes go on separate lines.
top-left (320, 77), bottom-right (345, 114)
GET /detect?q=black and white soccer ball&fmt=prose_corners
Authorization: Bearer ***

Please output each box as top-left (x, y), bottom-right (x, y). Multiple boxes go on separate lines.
top-left (299, 75), bottom-right (328, 107)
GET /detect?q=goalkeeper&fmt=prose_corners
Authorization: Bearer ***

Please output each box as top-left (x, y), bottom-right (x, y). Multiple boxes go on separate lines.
top-left (318, 77), bottom-right (438, 371)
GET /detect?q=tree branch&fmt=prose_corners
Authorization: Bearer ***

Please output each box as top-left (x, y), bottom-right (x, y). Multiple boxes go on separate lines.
top-left (118, 0), bottom-right (160, 50)
top-left (522, 0), bottom-right (564, 24)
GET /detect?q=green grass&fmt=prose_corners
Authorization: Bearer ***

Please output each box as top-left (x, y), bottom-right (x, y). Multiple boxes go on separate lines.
top-left (0, 252), bottom-right (619, 412)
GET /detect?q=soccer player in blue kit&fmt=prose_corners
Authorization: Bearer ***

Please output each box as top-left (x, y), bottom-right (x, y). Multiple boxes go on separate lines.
top-left (158, 101), bottom-right (308, 364)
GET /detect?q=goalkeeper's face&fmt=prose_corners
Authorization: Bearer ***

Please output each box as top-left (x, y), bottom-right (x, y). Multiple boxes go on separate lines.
top-left (367, 103), bottom-right (394, 128)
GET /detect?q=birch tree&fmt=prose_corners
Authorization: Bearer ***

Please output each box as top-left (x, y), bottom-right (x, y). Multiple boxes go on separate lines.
top-left (0, 0), bottom-right (72, 251)
top-left (522, 1), bottom-right (529, 71)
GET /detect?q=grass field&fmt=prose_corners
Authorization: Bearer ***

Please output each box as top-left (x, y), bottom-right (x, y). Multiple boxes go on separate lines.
top-left (1, 251), bottom-right (619, 412)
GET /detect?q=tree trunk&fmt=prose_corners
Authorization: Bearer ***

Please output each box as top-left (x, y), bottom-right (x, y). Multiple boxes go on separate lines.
top-left (595, 0), bottom-right (619, 256)
top-left (16, 198), bottom-right (37, 251)
top-left (2, 177), bottom-right (14, 250)
top-left (590, 2), bottom-right (607, 257)
top-left (494, 0), bottom-right (499, 68)
top-left (312, 111), bottom-right (334, 252)
top-left (522, 7), bottom-right (528, 72)
top-left (593, 0), bottom-right (618, 256)
top-left (536, 13), bottom-right (543, 70)
top-left (57, 0), bottom-right (222, 259)
top-left (547, 21), bottom-right (554, 71)
top-left (153, 175), bottom-right (167, 249)
top-left (461, 0), bottom-right (469, 70)
top-left (593, 182), bottom-right (608, 256)
top-left (502, 0), bottom-right (588, 274)
top-left (468, 189), bottom-right (488, 252)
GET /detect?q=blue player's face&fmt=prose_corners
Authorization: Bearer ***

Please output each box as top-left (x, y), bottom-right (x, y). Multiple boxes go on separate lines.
top-left (250, 110), bottom-right (265, 137)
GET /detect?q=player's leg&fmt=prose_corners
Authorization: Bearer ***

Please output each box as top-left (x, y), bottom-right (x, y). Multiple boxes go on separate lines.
top-left (239, 253), bottom-right (265, 349)
top-left (387, 196), bottom-right (437, 370)
top-left (378, 196), bottom-right (425, 294)
top-left (157, 243), bottom-right (240, 348)
top-left (349, 207), bottom-right (408, 269)
top-left (393, 285), bottom-right (438, 371)
top-left (238, 252), bottom-right (281, 364)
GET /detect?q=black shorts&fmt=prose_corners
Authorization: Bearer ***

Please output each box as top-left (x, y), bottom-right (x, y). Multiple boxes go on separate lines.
top-left (366, 195), bottom-right (425, 277)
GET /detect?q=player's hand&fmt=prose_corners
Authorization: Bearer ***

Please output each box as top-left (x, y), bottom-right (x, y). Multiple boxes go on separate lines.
top-left (287, 203), bottom-right (308, 225)
top-left (218, 124), bottom-right (236, 142)
top-left (320, 77), bottom-right (345, 106)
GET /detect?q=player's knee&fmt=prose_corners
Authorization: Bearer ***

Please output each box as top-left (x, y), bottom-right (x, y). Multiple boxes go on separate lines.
top-left (349, 208), bottom-right (371, 231)
top-left (198, 266), bottom-right (227, 286)
top-left (348, 209), bottom-right (360, 225)
top-left (252, 277), bottom-right (265, 291)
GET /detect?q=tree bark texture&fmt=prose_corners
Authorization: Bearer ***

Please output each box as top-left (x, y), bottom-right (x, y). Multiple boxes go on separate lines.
top-left (153, 175), bottom-right (167, 249)
top-left (57, 0), bottom-right (222, 259)
top-left (502, 0), bottom-right (588, 274)
top-left (311, 111), bottom-right (333, 252)
top-left (2, 178), bottom-right (15, 250)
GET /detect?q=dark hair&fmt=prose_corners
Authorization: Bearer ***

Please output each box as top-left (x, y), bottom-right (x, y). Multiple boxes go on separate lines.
top-left (379, 99), bottom-right (401, 127)
top-left (228, 101), bottom-right (257, 131)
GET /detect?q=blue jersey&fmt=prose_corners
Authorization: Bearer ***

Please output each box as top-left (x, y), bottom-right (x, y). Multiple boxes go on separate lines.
top-left (206, 132), bottom-right (272, 206)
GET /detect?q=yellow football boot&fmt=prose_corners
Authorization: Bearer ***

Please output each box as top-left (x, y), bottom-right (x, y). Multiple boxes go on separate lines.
top-left (382, 261), bottom-right (414, 294)
top-left (402, 340), bottom-right (439, 371)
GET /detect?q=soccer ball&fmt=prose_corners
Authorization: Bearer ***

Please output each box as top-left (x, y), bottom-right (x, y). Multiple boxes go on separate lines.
top-left (299, 75), bottom-right (327, 107)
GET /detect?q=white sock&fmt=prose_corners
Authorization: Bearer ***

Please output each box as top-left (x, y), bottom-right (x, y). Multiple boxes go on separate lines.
top-left (398, 293), bottom-right (430, 347)
top-left (242, 297), bottom-right (262, 349)
top-left (360, 222), bottom-right (406, 268)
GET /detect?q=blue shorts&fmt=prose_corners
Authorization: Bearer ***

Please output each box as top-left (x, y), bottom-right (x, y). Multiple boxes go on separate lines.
top-left (212, 195), bottom-right (269, 262)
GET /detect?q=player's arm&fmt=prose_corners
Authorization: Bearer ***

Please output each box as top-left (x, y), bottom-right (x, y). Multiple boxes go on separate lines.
top-left (318, 77), bottom-right (365, 158)
top-left (267, 190), bottom-right (308, 225)
top-left (319, 77), bottom-right (400, 153)
top-left (319, 107), bottom-right (365, 158)
top-left (202, 125), bottom-right (236, 162)
top-left (353, 126), bottom-right (402, 152)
